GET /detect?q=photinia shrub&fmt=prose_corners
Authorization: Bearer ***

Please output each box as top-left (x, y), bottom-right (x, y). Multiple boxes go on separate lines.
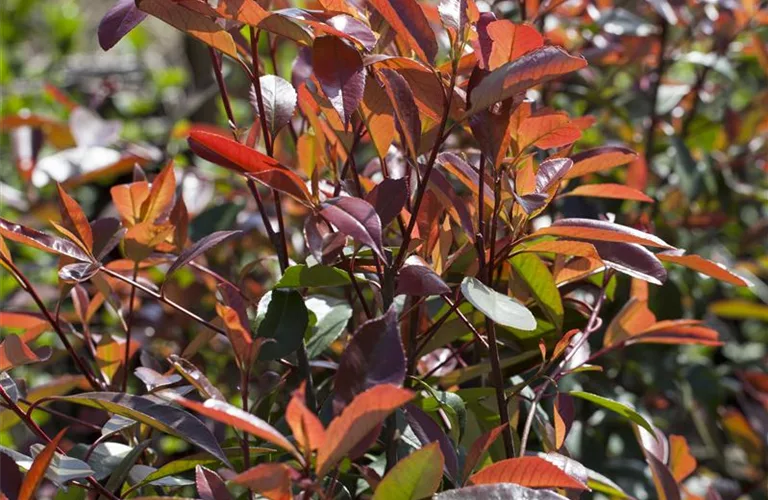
top-left (0, 0), bottom-right (766, 499)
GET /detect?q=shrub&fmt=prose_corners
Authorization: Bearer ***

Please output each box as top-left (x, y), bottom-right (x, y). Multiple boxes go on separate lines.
top-left (1, 0), bottom-right (766, 499)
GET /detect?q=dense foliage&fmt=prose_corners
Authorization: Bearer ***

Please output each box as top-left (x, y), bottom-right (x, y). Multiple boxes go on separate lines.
top-left (1, 0), bottom-right (767, 499)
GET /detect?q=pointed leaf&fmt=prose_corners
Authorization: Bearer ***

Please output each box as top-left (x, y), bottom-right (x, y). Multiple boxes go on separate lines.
top-left (368, 0), bottom-right (437, 63)
top-left (0, 336), bottom-right (49, 372)
top-left (396, 264), bottom-right (451, 297)
top-left (593, 241), bottom-right (667, 285)
top-left (56, 184), bottom-right (93, 250)
top-left (0, 217), bottom-right (92, 262)
top-left (485, 21), bottom-right (544, 70)
top-left (534, 158), bottom-right (573, 194)
top-left (469, 457), bottom-right (587, 490)
top-left (564, 146), bottom-right (638, 179)
top-left (101, 441), bottom-right (151, 499)
top-left (564, 183), bottom-right (653, 202)
top-left (257, 290), bottom-right (309, 360)
top-left (535, 218), bottom-right (673, 248)
top-left (378, 68), bottom-right (422, 160)
top-left (554, 393), bottom-right (574, 450)
top-left (55, 393), bottom-right (229, 465)
top-left (166, 230), bottom-right (241, 278)
top-left (320, 197), bottom-right (384, 259)
top-left (18, 428), bottom-right (67, 500)
top-left (366, 178), bottom-right (408, 229)
top-left (510, 253), bottom-right (563, 330)
top-left (196, 465), bottom-right (232, 500)
top-left (570, 391), bottom-right (655, 435)
top-left (373, 442), bottom-right (444, 500)
top-left (460, 277), bottom-right (536, 330)
top-left (658, 254), bottom-right (747, 287)
top-left (274, 264), bottom-right (351, 288)
top-left (99, 0), bottom-right (147, 51)
top-left (313, 36), bottom-right (365, 125)
top-left (462, 424), bottom-right (506, 482)
top-left (468, 46), bottom-right (586, 115)
top-left (232, 463), bottom-right (292, 500)
top-left (316, 384), bottom-right (415, 476)
top-left (286, 384), bottom-right (326, 452)
top-left (435, 484), bottom-right (568, 499)
top-left (250, 75), bottom-right (297, 137)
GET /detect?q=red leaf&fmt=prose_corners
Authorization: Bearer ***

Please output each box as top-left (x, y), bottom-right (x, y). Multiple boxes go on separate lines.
top-left (368, 0), bottom-right (438, 63)
top-left (485, 21), bottom-right (544, 70)
top-left (56, 184), bottom-right (93, 251)
top-left (18, 428), bottom-right (68, 500)
top-left (360, 74), bottom-right (397, 158)
top-left (0, 335), bottom-right (50, 371)
top-left (518, 112), bottom-right (582, 150)
top-left (366, 178), bottom-right (408, 229)
top-left (396, 262), bottom-right (451, 296)
top-left (377, 68), bottom-right (422, 160)
top-left (313, 36), bottom-right (365, 126)
top-left (564, 146), bottom-right (638, 179)
top-left (320, 197), bottom-right (384, 259)
top-left (657, 253), bottom-right (747, 287)
top-left (98, 0), bottom-right (147, 51)
top-left (468, 456), bottom-right (588, 490)
top-left (564, 183), bottom-right (654, 202)
top-left (196, 465), bottom-right (232, 500)
top-left (316, 384), bottom-right (415, 476)
top-left (232, 463), bottom-right (293, 500)
top-left (0, 217), bottom-right (92, 263)
top-left (468, 46), bottom-right (587, 115)
top-left (136, 0), bottom-right (238, 58)
top-left (535, 218), bottom-right (673, 248)
top-left (286, 383), bottom-right (326, 453)
top-left (516, 240), bottom-right (599, 259)
top-left (462, 424), bottom-right (507, 482)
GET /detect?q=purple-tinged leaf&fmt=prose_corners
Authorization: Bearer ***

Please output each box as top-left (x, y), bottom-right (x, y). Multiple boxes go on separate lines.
top-left (166, 230), bottom-right (241, 278)
top-left (467, 46), bottom-right (587, 115)
top-left (59, 262), bottom-right (100, 283)
top-left (0, 335), bottom-right (52, 371)
top-left (426, 168), bottom-right (475, 240)
top-left (90, 218), bottom-right (125, 260)
top-left (397, 261), bottom-right (451, 297)
top-left (304, 213), bottom-right (346, 264)
top-left (435, 484), bottom-right (569, 499)
top-left (320, 197), bottom-right (384, 259)
top-left (537, 218), bottom-right (674, 248)
top-left (196, 465), bottom-right (233, 500)
top-left (98, 0), bottom-right (148, 51)
top-left (593, 241), bottom-right (667, 285)
top-left (554, 393), bottom-right (574, 450)
top-left (405, 404), bottom-right (459, 480)
top-left (378, 68), bottom-right (421, 160)
top-left (535, 158), bottom-right (573, 193)
top-left (249, 75), bottom-right (297, 137)
top-left (471, 12), bottom-right (497, 70)
top-left (313, 36), bottom-right (365, 126)
top-left (326, 15), bottom-right (377, 51)
top-left (438, 0), bottom-right (469, 35)
top-left (0, 217), bottom-right (92, 263)
top-left (365, 178), bottom-right (407, 228)
top-left (334, 306), bottom-right (405, 406)
top-left (513, 192), bottom-right (549, 215)
top-left (469, 98), bottom-right (518, 168)
top-left (69, 107), bottom-right (122, 149)
top-left (368, 0), bottom-right (438, 63)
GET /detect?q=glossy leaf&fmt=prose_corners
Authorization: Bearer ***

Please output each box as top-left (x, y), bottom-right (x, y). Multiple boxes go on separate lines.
top-left (564, 183), bottom-right (653, 202)
top-left (313, 36), bottom-right (365, 126)
top-left (56, 183), bottom-right (93, 250)
top-left (0, 217), bottom-right (93, 262)
top-left (196, 465), bottom-right (232, 500)
top-left (378, 68), bottom-right (422, 160)
top-left (570, 391), bottom-right (655, 434)
top-left (305, 295), bottom-right (353, 358)
top-left (535, 218), bottom-right (673, 248)
top-left (435, 484), bottom-right (569, 499)
top-left (56, 393), bottom-right (229, 465)
top-left (592, 241), bottom-right (667, 285)
top-left (462, 424), bottom-right (507, 482)
top-left (286, 384), bottom-right (326, 452)
top-left (373, 442), bottom-right (444, 500)
top-left (0, 335), bottom-right (49, 372)
top-left (396, 261), bottom-right (451, 296)
top-left (515, 240), bottom-right (599, 259)
top-left (554, 393), bottom-right (574, 450)
top-left (468, 46), bottom-right (587, 115)
top-left (469, 456), bottom-right (587, 490)
top-left (485, 21), bottom-right (544, 70)
top-left (18, 428), bottom-right (67, 500)
top-left (658, 253), bottom-right (747, 286)
top-left (102, 440), bottom-right (151, 498)
top-left (368, 0), bottom-right (437, 63)
top-left (98, 0), bottom-right (147, 51)
top-left (320, 197), bottom-right (384, 259)
top-left (166, 230), bottom-right (241, 279)
top-left (316, 384), bottom-right (415, 476)
top-left (250, 75), bottom-right (297, 137)
top-left (460, 277), bottom-right (537, 331)
top-left (274, 264), bottom-right (351, 288)
top-left (564, 146), bottom-right (638, 179)
top-left (510, 253), bottom-right (563, 330)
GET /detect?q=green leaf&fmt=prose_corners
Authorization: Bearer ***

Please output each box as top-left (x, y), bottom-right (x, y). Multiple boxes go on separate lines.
top-left (257, 290), bottom-right (310, 360)
top-left (586, 469), bottom-right (632, 498)
top-left (275, 264), bottom-right (352, 288)
top-left (510, 253), bottom-right (563, 331)
top-left (709, 300), bottom-right (768, 322)
top-left (569, 391), bottom-right (655, 435)
top-left (460, 277), bottom-right (536, 331)
top-left (305, 295), bottom-right (353, 358)
top-left (54, 393), bottom-right (229, 466)
top-left (438, 351), bottom-right (539, 387)
top-left (373, 442), bottom-right (444, 500)
top-left (100, 440), bottom-right (150, 499)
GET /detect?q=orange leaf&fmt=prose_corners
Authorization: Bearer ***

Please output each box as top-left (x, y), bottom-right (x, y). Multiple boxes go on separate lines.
top-left (140, 162), bottom-right (176, 224)
top-left (18, 428), bottom-right (68, 500)
top-left (564, 146), bottom-right (638, 179)
top-left (462, 424), bottom-right (507, 482)
top-left (658, 254), bottom-right (747, 287)
top-left (111, 181), bottom-right (150, 227)
top-left (0, 335), bottom-right (46, 371)
top-left (286, 383), bottom-right (326, 453)
top-left (517, 112), bottom-right (582, 150)
top-left (174, 396), bottom-right (302, 460)
top-left (629, 322), bottom-right (722, 347)
top-left (669, 435), bottom-right (696, 483)
top-left (232, 463), bottom-right (293, 500)
top-left (603, 298), bottom-right (656, 348)
top-left (468, 456), bottom-right (588, 490)
top-left (96, 334), bottom-right (139, 383)
top-left (0, 312), bottom-right (49, 343)
top-left (137, 0), bottom-right (238, 58)
top-left (56, 184), bottom-right (93, 250)
top-left (486, 21), bottom-right (544, 70)
top-left (516, 240), bottom-right (599, 259)
top-left (563, 183), bottom-right (654, 203)
top-left (316, 384), bottom-right (414, 476)
top-left (554, 393), bottom-right (574, 450)
top-left (360, 75), bottom-right (396, 159)
top-left (368, 0), bottom-right (437, 63)
top-left (535, 219), bottom-right (673, 248)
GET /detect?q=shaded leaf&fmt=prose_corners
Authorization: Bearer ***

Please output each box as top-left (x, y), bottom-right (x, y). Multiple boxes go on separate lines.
top-left (313, 36), bottom-right (365, 126)
top-left (592, 241), bottom-right (667, 285)
top-left (378, 68), bottom-right (422, 160)
top-left (404, 404), bottom-right (459, 480)
top-left (366, 178), bottom-right (408, 229)
top-left (101, 440), bottom-right (151, 499)
top-left (56, 183), bottom-right (93, 251)
top-left (275, 264), bottom-right (351, 288)
top-left (166, 231), bottom-right (241, 279)
top-left (554, 393), bottom-right (574, 450)
top-left (373, 442), bottom-right (444, 500)
top-left (320, 197), bottom-right (384, 259)
top-left (534, 158), bottom-right (573, 194)
top-left (460, 277), bottom-right (536, 330)
top-left (257, 290), bottom-right (309, 360)
top-left (196, 465), bottom-right (232, 500)
top-left (397, 261), bottom-right (451, 297)
top-left (316, 384), bottom-right (415, 476)
top-left (305, 295), bottom-right (353, 358)
top-left (0, 335), bottom-right (50, 372)
top-left (510, 253), bottom-right (563, 330)
top-left (56, 393), bottom-right (229, 465)
top-left (98, 0), bottom-right (147, 51)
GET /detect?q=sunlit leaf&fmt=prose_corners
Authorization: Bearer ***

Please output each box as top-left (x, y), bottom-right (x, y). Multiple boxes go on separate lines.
top-left (570, 391), bottom-right (655, 434)
top-left (468, 456), bottom-right (587, 490)
top-left (460, 277), bottom-right (536, 331)
top-left (373, 442), bottom-right (444, 500)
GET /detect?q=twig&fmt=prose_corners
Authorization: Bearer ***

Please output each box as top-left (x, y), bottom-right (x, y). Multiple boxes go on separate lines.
top-left (121, 262), bottom-right (139, 392)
